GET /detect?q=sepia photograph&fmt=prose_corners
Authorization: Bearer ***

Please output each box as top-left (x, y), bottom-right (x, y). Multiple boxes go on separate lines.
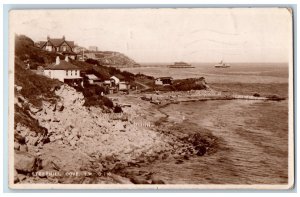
top-left (8, 7), bottom-right (294, 189)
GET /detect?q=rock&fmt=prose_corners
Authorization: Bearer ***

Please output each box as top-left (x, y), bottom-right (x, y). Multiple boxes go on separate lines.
top-left (109, 173), bottom-right (133, 184)
top-left (14, 142), bottom-right (20, 150)
top-left (55, 134), bottom-right (63, 140)
top-left (14, 151), bottom-right (39, 173)
top-left (151, 175), bottom-right (166, 184)
top-left (64, 130), bottom-right (70, 137)
top-left (129, 176), bottom-right (150, 184)
top-left (29, 105), bottom-right (42, 114)
top-left (175, 159), bottom-right (184, 164)
top-left (14, 169), bottom-right (19, 183)
top-left (49, 136), bottom-right (56, 142)
top-left (183, 155), bottom-right (189, 160)
top-left (195, 145), bottom-right (206, 156)
top-left (71, 128), bottom-right (80, 137)
top-left (17, 173), bottom-right (26, 181)
top-left (69, 139), bottom-right (76, 147)
top-left (26, 136), bottom-right (39, 146)
top-left (53, 117), bottom-right (60, 122)
top-left (19, 144), bottom-right (28, 152)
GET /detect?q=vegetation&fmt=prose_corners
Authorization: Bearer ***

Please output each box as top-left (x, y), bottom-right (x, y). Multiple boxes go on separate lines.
top-left (15, 58), bottom-right (62, 107)
top-left (75, 85), bottom-right (114, 108)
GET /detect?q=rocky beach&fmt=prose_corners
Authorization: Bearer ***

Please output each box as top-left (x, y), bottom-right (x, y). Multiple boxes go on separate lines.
top-left (14, 83), bottom-right (223, 184)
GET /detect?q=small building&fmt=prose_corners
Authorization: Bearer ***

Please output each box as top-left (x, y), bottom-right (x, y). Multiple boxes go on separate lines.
top-left (85, 74), bottom-right (101, 84)
top-left (44, 56), bottom-right (82, 85)
top-left (155, 77), bottom-right (173, 85)
top-left (110, 76), bottom-right (120, 87)
top-left (119, 81), bottom-right (130, 91)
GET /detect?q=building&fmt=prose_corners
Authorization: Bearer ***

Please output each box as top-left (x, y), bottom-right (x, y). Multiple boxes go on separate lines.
top-left (155, 77), bottom-right (173, 85)
top-left (110, 76), bottom-right (120, 87)
top-left (119, 81), bottom-right (130, 91)
top-left (85, 74), bottom-right (101, 84)
top-left (88, 46), bottom-right (98, 52)
top-left (36, 36), bottom-right (77, 59)
top-left (44, 56), bottom-right (82, 85)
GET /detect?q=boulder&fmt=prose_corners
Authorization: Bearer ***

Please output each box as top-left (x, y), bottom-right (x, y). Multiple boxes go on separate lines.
top-left (14, 142), bottom-right (20, 150)
top-left (55, 134), bottom-right (63, 140)
top-left (69, 139), bottom-right (77, 147)
top-left (14, 151), bottom-right (39, 173)
top-left (14, 169), bottom-right (19, 183)
top-left (151, 175), bottom-right (166, 184)
top-left (49, 136), bottom-right (56, 142)
top-left (129, 176), bottom-right (150, 184)
top-left (195, 145), bottom-right (207, 156)
top-left (109, 173), bottom-right (133, 184)
top-left (19, 144), bottom-right (28, 152)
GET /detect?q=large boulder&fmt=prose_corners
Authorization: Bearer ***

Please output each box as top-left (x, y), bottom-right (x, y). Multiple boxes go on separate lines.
top-left (14, 151), bottom-right (40, 173)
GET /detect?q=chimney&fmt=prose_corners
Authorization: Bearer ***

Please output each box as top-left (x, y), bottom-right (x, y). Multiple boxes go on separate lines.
top-left (65, 55), bottom-right (69, 62)
top-left (62, 35), bottom-right (65, 41)
top-left (56, 56), bottom-right (60, 65)
top-left (47, 35), bottom-right (50, 41)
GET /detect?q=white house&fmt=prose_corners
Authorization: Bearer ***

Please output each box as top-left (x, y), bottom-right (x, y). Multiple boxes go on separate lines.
top-left (44, 56), bottom-right (82, 85)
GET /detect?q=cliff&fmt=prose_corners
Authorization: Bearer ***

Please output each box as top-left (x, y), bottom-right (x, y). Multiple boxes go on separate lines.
top-left (86, 51), bottom-right (139, 67)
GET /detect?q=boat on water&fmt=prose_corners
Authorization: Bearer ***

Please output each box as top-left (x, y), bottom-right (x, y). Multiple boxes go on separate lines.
top-left (214, 60), bottom-right (230, 68)
top-left (169, 62), bottom-right (195, 68)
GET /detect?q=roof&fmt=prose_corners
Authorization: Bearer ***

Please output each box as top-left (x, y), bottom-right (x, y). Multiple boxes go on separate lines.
top-left (156, 77), bottom-right (173, 80)
top-left (45, 60), bottom-right (80, 70)
top-left (38, 37), bottom-right (75, 48)
top-left (110, 76), bottom-right (120, 84)
top-left (62, 51), bottom-right (77, 55)
top-left (86, 74), bottom-right (100, 80)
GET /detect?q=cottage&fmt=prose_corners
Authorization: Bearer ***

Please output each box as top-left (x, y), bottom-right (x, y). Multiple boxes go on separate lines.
top-left (85, 74), bottom-right (101, 84)
top-left (44, 56), bottom-right (82, 85)
top-left (155, 77), bottom-right (173, 85)
top-left (36, 36), bottom-right (77, 59)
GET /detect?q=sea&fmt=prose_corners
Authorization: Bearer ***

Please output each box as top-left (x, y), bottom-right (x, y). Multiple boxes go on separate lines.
top-left (121, 63), bottom-right (290, 184)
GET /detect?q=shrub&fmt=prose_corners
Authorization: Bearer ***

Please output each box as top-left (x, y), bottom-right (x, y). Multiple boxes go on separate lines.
top-left (253, 93), bottom-right (260, 97)
top-left (113, 105), bottom-right (123, 113)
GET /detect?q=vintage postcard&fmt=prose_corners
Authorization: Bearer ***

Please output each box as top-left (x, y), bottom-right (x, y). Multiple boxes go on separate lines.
top-left (8, 8), bottom-right (294, 189)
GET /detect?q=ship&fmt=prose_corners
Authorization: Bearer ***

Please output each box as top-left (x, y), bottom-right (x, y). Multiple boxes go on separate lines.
top-left (169, 62), bottom-right (195, 68)
top-left (214, 60), bottom-right (230, 68)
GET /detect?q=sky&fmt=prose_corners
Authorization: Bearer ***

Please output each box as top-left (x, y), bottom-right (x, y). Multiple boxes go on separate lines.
top-left (10, 8), bottom-right (292, 63)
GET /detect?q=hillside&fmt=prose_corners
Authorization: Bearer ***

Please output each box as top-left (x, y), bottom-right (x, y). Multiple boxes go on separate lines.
top-left (86, 51), bottom-right (139, 67)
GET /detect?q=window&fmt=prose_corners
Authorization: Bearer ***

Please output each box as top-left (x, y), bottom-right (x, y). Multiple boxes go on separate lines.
top-left (75, 70), bottom-right (77, 76)
top-left (66, 70), bottom-right (68, 76)
top-left (71, 70), bottom-right (73, 76)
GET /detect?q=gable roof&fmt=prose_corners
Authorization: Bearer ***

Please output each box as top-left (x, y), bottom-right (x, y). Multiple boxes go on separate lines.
top-left (38, 37), bottom-right (75, 49)
top-left (110, 76), bottom-right (120, 84)
top-left (45, 60), bottom-right (80, 70)
top-left (86, 74), bottom-right (100, 80)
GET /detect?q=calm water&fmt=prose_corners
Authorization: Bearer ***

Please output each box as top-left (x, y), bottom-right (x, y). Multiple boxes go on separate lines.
top-left (161, 100), bottom-right (288, 184)
top-left (122, 63), bottom-right (290, 184)
top-left (121, 63), bottom-right (289, 83)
